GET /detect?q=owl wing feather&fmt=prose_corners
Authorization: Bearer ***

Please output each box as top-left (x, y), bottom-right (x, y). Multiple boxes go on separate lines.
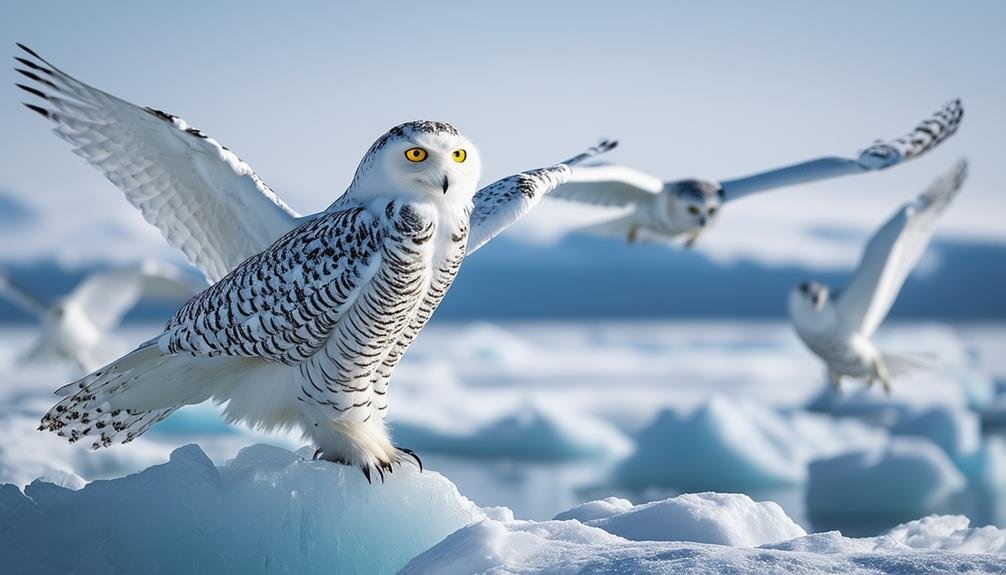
top-left (467, 140), bottom-right (618, 253)
top-left (15, 44), bottom-right (302, 283)
top-left (162, 205), bottom-right (385, 364)
top-left (549, 163), bottom-right (664, 208)
top-left (719, 100), bottom-right (963, 202)
top-left (0, 273), bottom-right (48, 317)
top-left (68, 261), bottom-right (199, 332)
top-left (835, 160), bottom-right (967, 336)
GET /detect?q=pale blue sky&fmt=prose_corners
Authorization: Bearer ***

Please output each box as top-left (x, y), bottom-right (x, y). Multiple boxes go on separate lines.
top-left (1, 1), bottom-right (1003, 266)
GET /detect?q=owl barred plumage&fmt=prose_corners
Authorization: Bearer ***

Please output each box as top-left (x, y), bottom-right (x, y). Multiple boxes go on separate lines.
top-left (19, 44), bottom-right (616, 478)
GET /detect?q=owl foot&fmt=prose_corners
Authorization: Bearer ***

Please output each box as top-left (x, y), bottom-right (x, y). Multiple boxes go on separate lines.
top-left (627, 225), bottom-right (639, 244)
top-left (828, 369), bottom-right (843, 393)
top-left (684, 231), bottom-right (701, 248)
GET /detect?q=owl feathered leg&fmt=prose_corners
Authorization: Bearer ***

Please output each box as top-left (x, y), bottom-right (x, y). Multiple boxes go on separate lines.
top-left (305, 416), bottom-right (421, 482)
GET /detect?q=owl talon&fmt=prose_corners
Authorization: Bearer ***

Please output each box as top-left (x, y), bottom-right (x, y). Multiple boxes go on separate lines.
top-left (396, 446), bottom-right (423, 472)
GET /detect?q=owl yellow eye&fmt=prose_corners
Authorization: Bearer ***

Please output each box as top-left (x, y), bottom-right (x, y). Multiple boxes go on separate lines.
top-left (688, 205), bottom-right (701, 215)
top-left (405, 147), bottom-right (428, 162)
top-left (452, 149), bottom-right (467, 163)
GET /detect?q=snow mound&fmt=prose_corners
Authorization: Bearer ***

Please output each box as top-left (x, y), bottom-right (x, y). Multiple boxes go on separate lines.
top-left (807, 437), bottom-right (967, 518)
top-left (402, 513), bottom-right (1006, 575)
top-left (616, 396), bottom-right (886, 490)
top-left (0, 444), bottom-right (484, 575)
top-left (567, 492), bottom-right (806, 547)
top-left (553, 496), bottom-right (633, 522)
top-left (769, 515), bottom-right (1006, 555)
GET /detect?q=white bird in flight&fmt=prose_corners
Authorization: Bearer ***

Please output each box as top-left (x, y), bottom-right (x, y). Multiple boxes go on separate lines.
top-left (788, 160), bottom-right (968, 393)
top-left (0, 261), bottom-right (197, 372)
top-left (550, 100), bottom-right (963, 247)
top-left (16, 44), bottom-right (615, 479)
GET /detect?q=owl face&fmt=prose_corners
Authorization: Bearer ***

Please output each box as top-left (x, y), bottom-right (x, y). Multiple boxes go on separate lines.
top-left (355, 121), bottom-right (481, 205)
top-left (789, 281), bottom-right (831, 316)
top-left (667, 179), bottom-right (723, 230)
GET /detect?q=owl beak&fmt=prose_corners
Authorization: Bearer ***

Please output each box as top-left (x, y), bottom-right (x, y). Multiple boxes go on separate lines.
top-left (441, 175), bottom-right (449, 194)
top-left (698, 216), bottom-right (707, 227)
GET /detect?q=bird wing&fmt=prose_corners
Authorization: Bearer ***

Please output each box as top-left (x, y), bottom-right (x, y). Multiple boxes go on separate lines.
top-left (719, 100), bottom-right (963, 202)
top-left (15, 44), bottom-right (302, 284)
top-left (467, 140), bottom-right (618, 253)
top-left (67, 260), bottom-right (200, 331)
top-left (549, 162), bottom-right (663, 207)
top-left (0, 272), bottom-right (48, 317)
top-left (162, 201), bottom-right (430, 366)
top-left (835, 159), bottom-right (967, 336)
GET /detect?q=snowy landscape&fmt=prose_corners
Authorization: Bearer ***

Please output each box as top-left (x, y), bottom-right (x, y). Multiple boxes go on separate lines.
top-left (3, 2), bottom-right (1006, 574)
top-left (2, 320), bottom-right (1005, 573)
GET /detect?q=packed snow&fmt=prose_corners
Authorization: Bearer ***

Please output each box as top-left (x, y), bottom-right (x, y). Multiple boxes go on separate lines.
top-left (403, 494), bottom-right (1006, 575)
top-left (557, 491), bottom-right (806, 547)
top-left (5, 445), bottom-right (1006, 575)
top-left (0, 444), bottom-right (484, 575)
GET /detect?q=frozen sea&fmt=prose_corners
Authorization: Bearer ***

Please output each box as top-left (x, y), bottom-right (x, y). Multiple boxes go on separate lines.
top-left (1, 320), bottom-right (1003, 539)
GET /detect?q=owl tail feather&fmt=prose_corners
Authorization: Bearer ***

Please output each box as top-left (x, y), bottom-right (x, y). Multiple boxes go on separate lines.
top-left (881, 351), bottom-right (936, 377)
top-left (40, 338), bottom-right (211, 450)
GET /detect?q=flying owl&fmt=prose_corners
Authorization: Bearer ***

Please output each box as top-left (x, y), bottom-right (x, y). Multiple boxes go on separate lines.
top-left (789, 160), bottom-right (967, 393)
top-left (549, 100), bottom-right (963, 246)
top-left (0, 261), bottom-right (197, 371)
top-left (17, 44), bottom-right (615, 479)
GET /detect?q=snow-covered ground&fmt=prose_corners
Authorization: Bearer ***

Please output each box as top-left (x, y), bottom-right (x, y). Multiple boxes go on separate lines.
top-left (1, 320), bottom-right (1005, 573)
top-left (4, 443), bottom-right (1005, 574)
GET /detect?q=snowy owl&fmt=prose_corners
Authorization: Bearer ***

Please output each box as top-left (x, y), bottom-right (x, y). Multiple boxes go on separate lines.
top-left (788, 160), bottom-right (967, 393)
top-left (17, 44), bottom-right (616, 478)
top-left (550, 100), bottom-right (963, 246)
top-left (0, 261), bottom-right (197, 371)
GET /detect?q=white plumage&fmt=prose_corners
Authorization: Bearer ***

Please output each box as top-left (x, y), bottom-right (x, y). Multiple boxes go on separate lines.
top-left (788, 160), bottom-right (968, 392)
top-left (18, 45), bottom-right (615, 477)
top-left (0, 260), bottom-right (197, 371)
top-left (550, 100), bottom-right (963, 247)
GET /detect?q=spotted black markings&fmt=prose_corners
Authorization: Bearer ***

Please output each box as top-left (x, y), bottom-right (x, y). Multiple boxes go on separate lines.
top-left (861, 99), bottom-right (963, 164)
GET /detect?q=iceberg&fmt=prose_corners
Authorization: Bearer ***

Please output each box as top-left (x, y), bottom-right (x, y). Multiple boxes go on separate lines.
top-left (0, 444), bottom-right (484, 575)
top-left (807, 437), bottom-right (967, 518)
top-left (616, 396), bottom-right (886, 490)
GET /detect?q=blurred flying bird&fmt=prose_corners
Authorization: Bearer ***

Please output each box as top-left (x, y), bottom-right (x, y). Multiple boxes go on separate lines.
top-left (16, 44), bottom-right (615, 478)
top-left (788, 160), bottom-right (968, 393)
top-left (0, 260), bottom-right (198, 371)
top-left (550, 100), bottom-right (963, 247)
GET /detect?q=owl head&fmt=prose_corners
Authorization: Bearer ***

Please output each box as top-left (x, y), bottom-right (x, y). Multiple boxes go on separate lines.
top-left (350, 121), bottom-right (481, 206)
top-left (789, 281), bottom-right (832, 317)
top-left (665, 179), bottom-right (724, 230)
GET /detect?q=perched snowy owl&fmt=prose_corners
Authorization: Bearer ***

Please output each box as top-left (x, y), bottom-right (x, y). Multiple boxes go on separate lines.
top-left (0, 261), bottom-right (197, 371)
top-left (17, 44), bottom-right (615, 478)
top-left (789, 160), bottom-right (967, 393)
top-left (550, 100), bottom-right (963, 246)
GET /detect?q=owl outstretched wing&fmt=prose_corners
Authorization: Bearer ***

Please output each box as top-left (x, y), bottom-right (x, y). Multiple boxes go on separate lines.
top-left (550, 163), bottom-right (664, 207)
top-left (66, 260), bottom-right (200, 332)
top-left (835, 159), bottom-right (967, 336)
top-left (15, 44), bottom-right (302, 283)
top-left (719, 100), bottom-right (963, 202)
top-left (0, 272), bottom-right (48, 317)
top-left (467, 140), bottom-right (617, 253)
